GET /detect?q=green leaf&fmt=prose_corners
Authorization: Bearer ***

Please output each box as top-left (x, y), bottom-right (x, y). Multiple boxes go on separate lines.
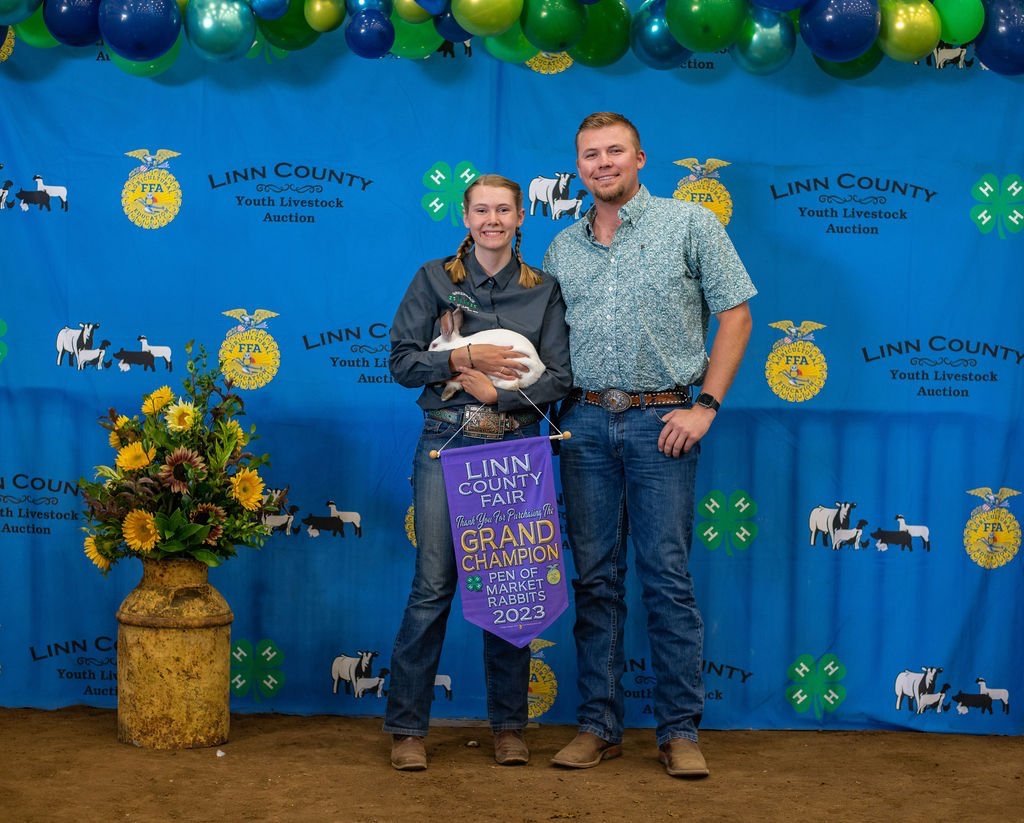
top-left (192, 549), bottom-right (222, 567)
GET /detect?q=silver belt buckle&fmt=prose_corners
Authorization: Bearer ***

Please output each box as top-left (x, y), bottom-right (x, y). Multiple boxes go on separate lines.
top-left (463, 406), bottom-right (507, 440)
top-left (599, 388), bottom-right (632, 413)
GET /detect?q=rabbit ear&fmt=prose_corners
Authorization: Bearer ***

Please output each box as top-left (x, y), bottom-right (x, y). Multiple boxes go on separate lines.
top-left (439, 310), bottom-right (454, 339)
top-left (452, 307), bottom-right (464, 334)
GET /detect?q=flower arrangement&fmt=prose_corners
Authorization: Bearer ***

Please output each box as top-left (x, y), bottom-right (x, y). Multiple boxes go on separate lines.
top-left (80, 343), bottom-right (276, 573)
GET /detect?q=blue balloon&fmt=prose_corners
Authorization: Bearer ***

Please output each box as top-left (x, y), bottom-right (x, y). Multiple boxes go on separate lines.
top-left (98, 0), bottom-right (181, 60)
top-left (751, 0), bottom-right (806, 11)
top-left (413, 0), bottom-right (443, 12)
top-left (0, 0), bottom-right (41, 25)
top-left (250, 0), bottom-right (289, 20)
top-left (345, 0), bottom-right (390, 13)
top-left (730, 5), bottom-right (796, 73)
top-left (799, 0), bottom-right (879, 61)
top-left (433, 3), bottom-right (469, 41)
top-left (344, 7), bottom-right (394, 55)
top-left (630, 0), bottom-right (691, 68)
top-left (43, 0), bottom-right (100, 46)
top-left (975, 0), bottom-right (1024, 75)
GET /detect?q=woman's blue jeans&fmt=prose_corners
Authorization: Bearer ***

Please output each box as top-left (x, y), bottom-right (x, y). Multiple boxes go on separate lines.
top-left (558, 400), bottom-right (705, 747)
top-left (383, 416), bottom-right (537, 737)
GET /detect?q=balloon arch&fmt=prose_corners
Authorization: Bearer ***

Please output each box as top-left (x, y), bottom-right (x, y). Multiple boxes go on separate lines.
top-left (1, 0), bottom-right (1023, 79)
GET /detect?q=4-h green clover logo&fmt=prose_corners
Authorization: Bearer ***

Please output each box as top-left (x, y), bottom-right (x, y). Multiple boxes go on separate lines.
top-left (422, 161), bottom-right (479, 225)
top-left (696, 490), bottom-right (758, 555)
top-left (0, 318), bottom-right (7, 365)
top-left (466, 575), bottom-right (483, 592)
top-left (785, 653), bottom-right (847, 720)
top-left (231, 638), bottom-right (285, 700)
top-left (970, 173), bottom-right (1024, 239)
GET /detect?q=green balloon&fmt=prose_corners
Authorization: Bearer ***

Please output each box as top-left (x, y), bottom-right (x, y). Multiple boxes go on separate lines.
top-left (665, 0), bottom-right (747, 52)
top-left (520, 0), bottom-right (586, 52)
top-left (390, 11), bottom-right (442, 57)
top-left (878, 0), bottom-right (940, 62)
top-left (258, 0), bottom-right (320, 50)
top-left (813, 42), bottom-right (884, 78)
top-left (110, 34), bottom-right (182, 77)
top-left (567, 0), bottom-right (630, 66)
top-left (483, 19), bottom-right (539, 61)
top-left (934, 0), bottom-right (984, 45)
top-left (13, 5), bottom-right (57, 48)
top-left (452, 0), bottom-right (521, 37)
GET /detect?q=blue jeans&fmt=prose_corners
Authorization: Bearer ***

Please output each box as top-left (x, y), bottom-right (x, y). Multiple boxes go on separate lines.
top-left (383, 416), bottom-right (537, 737)
top-left (558, 400), bottom-right (704, 747)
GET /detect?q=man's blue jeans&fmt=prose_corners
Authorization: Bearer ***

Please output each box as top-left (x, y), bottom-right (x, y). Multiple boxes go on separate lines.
top-left (558, 400), bottom-right (704, 747)
top-left (383, 416), bottom-right (537, 737)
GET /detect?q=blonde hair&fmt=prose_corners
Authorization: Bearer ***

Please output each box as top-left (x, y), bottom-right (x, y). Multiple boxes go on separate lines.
top-left (444, 174), bottom-right (541, 289)
top-left (575, 111), bottom-right (642, 153)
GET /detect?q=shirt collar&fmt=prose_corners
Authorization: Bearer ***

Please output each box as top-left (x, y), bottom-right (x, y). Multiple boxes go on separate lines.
top-left (466, 248), bottom-right (519, 289)
top-left (583, 185), bottom-right (651, 240)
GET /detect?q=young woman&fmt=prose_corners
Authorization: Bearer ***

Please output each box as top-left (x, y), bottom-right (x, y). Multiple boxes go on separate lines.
top-left (384, 175), bottom-right (572, 771)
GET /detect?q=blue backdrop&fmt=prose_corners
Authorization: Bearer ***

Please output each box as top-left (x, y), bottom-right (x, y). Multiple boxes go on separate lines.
top-left (1, 29), bottom-right (1022, 734)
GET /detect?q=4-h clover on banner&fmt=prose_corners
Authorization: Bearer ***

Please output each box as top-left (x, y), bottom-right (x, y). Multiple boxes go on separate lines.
top-left (970, 173), bottom-right (1024, 239)
top-left (421, 161), bottom-right (480, 225)
top-left (697, 490), bottom-right (758, 555)
top-left (785, 652), bottom-right (847, 720)
top-left (231, 638), bottom-right (286, 700)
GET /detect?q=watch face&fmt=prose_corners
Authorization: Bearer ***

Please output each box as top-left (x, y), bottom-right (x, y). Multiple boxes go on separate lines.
top-left (697, 393), bottom-right (719, 410)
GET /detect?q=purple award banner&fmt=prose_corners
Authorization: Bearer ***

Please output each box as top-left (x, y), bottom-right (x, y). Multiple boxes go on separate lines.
top-left (439, 436), bottom-right (569, 648)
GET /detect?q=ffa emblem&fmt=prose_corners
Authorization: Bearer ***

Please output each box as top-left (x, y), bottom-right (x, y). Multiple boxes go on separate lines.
top-left (527, 638), bottom-right (558, 719)
top-left (766, 320), bottom-right (828, 402)
top-left (527, 52), bottom-right (573, 74)
top-left (1, 26), bottom-right (14, 62)
top-left (405, 504), bottom-right (417, 548)
top-left (673, 158), bottom-right (734, 226)
top-left (219, 308), bottom-right (281, 390)
top-left (545, 564), bottom-right (561, 585)
top-left (122, 148), bottom-right (182, 229)
top-left (963, 487), bottom-right (1022, 569)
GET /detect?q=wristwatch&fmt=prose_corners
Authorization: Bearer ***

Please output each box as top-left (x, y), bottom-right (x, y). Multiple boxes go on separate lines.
top-left (694, 392), bottom-right (720, 412)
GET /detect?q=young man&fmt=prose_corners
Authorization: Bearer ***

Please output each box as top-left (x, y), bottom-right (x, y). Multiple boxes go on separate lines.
top-left (543, 112), bottom-right (756, 778)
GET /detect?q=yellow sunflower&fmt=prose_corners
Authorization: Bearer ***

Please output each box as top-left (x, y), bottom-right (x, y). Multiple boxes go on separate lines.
top-left (224, 419), bottom-right (247, 449)
top-left (83, 535), bottom-right (111, 572)
top-left (142, 386), bottom-right (174, 415)
top-left (108, 415), bottom-right (134, 449)
top-left (230, 468), bottom-right (265, 511)
top-left (123, 509), bottom-right (159, 552)
top-left (115, 442), bottom-right (156, 472)
top-left (165, 400), bottom-right (197, 433)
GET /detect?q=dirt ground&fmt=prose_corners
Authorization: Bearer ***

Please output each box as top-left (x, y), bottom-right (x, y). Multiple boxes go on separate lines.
top-left (1, 707), bottom-right (1021, 823)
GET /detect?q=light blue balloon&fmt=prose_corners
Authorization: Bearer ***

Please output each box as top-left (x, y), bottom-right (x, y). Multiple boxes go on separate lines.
top-left (630, 0), bottom-right (691, 69)
top-left (186, 0), bottom-right (257, 60)
top-left (729, 5), bottom-right (796, 73)
top-left (0, 0), bottom-right (41, 26)
top-left (250, 0), bottom-right (289, 20)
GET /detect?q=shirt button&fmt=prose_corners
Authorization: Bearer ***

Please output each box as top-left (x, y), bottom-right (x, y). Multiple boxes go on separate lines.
top-left (605, 315), bottom-right (611, 320)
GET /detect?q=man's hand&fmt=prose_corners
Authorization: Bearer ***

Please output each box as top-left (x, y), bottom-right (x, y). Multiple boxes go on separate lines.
top-left (657, 406), bottom-right (716, 457)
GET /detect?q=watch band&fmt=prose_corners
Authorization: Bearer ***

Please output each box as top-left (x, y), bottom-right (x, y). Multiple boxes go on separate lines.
top-left (695, 392), bottom-right (720, 412)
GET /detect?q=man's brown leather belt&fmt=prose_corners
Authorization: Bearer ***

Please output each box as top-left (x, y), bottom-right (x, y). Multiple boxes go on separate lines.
top-left (570, 387), bottom-right (691, 413)
top-left (427, 405), bottom-right (540, 438)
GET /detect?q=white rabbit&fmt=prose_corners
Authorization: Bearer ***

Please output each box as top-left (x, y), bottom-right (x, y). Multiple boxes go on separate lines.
top-left (428, 308), bottom-right (546, 401)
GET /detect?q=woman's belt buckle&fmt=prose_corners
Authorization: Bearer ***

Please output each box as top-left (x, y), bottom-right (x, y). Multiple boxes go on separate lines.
top-left (599, 388), bottom-right (633, 413)
top-left (463, 406), bottom-right (510, 440)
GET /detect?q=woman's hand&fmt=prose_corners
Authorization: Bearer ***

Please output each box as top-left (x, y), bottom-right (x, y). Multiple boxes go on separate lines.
top-left (464, 344), bottom-right (529, 381)
top-left (454, 366), bottom-right (499, 404)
